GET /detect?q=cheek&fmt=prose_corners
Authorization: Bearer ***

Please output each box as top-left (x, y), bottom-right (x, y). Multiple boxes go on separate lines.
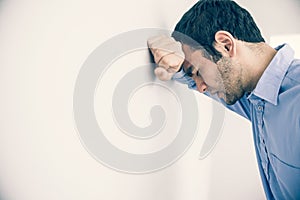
top-left (216, 58), bottom-right (234, 78)
top-left (199, 64), bottom-right (222, 86)
top-left (193, 76), bottom-right (206, 91)
top-left (193, 76), bottom-right (202, 86)
top-left (201, 70), bottom-right (222, 89)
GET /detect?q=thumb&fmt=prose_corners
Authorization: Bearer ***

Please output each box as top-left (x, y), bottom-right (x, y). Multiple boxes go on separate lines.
top-left (154, 67), bottom-right (174, 81)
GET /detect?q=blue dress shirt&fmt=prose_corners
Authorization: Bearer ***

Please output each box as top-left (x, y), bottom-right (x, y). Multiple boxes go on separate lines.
top-left (172, 44), bottom-right (300, 200)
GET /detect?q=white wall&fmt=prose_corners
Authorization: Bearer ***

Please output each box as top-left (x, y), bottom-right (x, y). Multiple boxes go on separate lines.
top-left (0, 0), bottom-right (298, 200)
top-left (236, 0), bottom-right (300, 41)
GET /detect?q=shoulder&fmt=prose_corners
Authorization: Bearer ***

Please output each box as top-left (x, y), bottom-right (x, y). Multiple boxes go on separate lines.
top-left (285, 59), bottom-right (300, 84)
top-left (281, 59), bottom-right (300, 93)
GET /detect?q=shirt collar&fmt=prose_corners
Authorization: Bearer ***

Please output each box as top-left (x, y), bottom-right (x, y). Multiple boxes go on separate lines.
top-left (247, 44), bottom-right (295, 105)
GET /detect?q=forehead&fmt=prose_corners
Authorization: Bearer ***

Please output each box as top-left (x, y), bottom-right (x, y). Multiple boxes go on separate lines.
top-left (181, 44), bottom-right (217, 69)
top-left (181, 44), bottom-right (203, 57)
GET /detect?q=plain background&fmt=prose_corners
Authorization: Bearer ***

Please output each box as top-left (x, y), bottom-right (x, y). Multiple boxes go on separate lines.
top-left (0, 0), bottom-right (299, 199)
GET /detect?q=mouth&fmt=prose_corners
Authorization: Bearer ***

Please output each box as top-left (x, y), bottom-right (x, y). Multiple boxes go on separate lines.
top-left (209, 90), bottom-right (218, 95)
top-left (217, 92), bottom-right (225, 99)
top-left (210, 90), bottom-right (221, 96)
top-left (209, 90), bottom-right (225, 100)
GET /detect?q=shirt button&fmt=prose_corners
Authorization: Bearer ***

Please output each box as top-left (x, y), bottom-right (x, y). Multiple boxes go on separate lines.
top-left (258, 106), bottom-right (263, 111)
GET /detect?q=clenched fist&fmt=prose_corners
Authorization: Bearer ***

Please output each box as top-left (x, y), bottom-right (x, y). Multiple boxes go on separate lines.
top-left (147, 35), bottom-right (185, 81)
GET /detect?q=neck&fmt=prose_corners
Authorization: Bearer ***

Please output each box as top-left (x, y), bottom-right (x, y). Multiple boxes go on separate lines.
top-left (242, 42), bottom-right (277, 92)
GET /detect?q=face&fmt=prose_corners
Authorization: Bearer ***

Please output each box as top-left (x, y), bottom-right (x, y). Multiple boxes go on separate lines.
top-left (182, 44), bottom-right (245, 105)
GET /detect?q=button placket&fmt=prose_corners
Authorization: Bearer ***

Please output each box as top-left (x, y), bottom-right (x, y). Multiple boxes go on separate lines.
top-left (256, 103), bottom-right (264, 125)
top-left (255, 101), bottom-right (270, 179)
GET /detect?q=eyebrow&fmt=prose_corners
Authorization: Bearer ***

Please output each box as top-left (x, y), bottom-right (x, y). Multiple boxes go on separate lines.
top-left (185, 65), bottom-right (200, 77)
top-left (185, 65), bottom-right (195, 77)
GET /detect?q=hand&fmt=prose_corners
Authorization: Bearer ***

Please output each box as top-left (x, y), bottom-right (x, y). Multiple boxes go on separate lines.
top-left (147, 35), bottom-right (185, 81)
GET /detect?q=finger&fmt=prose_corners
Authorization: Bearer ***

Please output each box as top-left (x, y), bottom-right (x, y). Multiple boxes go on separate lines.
top-left (154, 67), bottom-right (174, 81)
top-left (150, 40), bottom-right (178, 54)
top-left (163, 40), bottom-right (184, 57)
top-left (151, 44), bottom-right (184, 64)
top-left (150, 45), bottom-right (175, 64)
top-left (148, 35), bottom-right (178, 54)
top-left (158, 53), bottom-right (184, 72)
top-left (147, 34), bottom-right (169, 47)
top-left (147, 35), bottom-right (185, 69)
top-left (150, 37), bottom-right (183, 54)
top-left (156, 52), bottom-right (174, 66)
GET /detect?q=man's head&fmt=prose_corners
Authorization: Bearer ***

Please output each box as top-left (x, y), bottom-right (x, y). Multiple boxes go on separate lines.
top-left (172, 0), bottom-right (265, 62)
top-left (172, 0), bottom-right (266, 105)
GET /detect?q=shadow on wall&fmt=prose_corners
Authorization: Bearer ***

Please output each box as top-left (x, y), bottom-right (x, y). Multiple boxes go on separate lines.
top-left (0, 0), bottom-right (8, 15)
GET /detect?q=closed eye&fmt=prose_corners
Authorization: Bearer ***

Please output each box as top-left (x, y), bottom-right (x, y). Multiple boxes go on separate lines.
top-left (185, 65), bottom-right (195, 77)
top-left (185, 66), bottom-right (194, 77)
top-left (185, 65), bottom-right (200, 77)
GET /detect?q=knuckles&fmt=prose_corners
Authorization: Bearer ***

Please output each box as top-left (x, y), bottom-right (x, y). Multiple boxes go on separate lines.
top-left (147, 35), bottom-right (185, 80)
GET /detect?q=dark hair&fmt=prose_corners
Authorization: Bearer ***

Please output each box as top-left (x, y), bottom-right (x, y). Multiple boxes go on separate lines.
top-left (172, 0), bottom-right (265, 62)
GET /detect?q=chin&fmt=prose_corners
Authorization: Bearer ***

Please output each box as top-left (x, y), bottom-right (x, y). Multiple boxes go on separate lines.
top-left (225, 100), bottom-right (237, 105)
top-left (223, 95), bottom-right (239, 105)
top-left (224, 91), bottom-right (245, 105)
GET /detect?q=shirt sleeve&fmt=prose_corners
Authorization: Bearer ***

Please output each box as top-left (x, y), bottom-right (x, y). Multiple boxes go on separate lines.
top-left (171, 67), bottom-right (197, 90)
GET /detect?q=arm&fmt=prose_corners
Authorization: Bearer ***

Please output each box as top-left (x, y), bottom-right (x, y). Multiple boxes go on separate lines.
top-left (148, 35), bottom-right (251, 121)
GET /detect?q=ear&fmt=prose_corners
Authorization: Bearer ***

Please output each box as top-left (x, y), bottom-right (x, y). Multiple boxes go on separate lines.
top-left (214, 31), bottom-right (236, 57)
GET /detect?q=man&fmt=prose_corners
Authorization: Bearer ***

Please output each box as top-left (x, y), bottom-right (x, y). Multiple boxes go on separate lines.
top-left (147, 0), bottom-right (300, 199)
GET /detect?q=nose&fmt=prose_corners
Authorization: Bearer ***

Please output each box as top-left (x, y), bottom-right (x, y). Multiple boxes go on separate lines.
top-left (195, 77), bottom-right (208, 93)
